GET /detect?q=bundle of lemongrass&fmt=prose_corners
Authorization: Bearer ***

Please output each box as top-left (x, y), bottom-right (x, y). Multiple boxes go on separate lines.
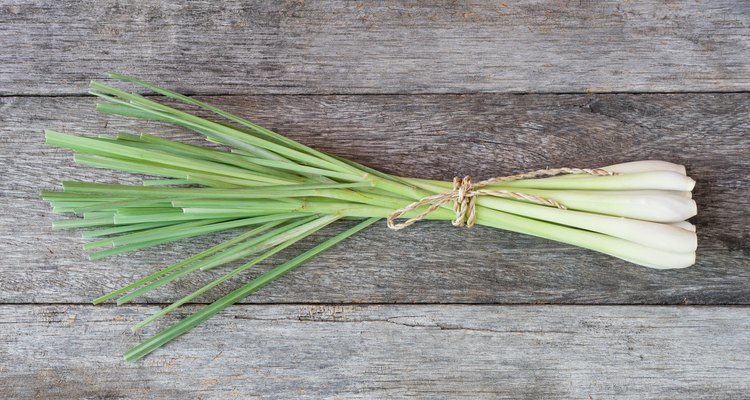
top-left (43, 74), bottom-right (697, 361)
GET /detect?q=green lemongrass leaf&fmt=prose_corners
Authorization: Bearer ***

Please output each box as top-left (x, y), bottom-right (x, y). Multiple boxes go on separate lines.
top-left (123, 217), bottom-right (378, 362)
top-left (53, 216), bottom-right (114, 230)
top-left (92, 219), bottom-right (290, 304)
top-left (49, 201), bottom-right (117, 208)
top-left (73, 198), bottom-right (172, 213)
top-left (90, 83), bottom-right (350, 174)
top-left (112, 211), bottom-right (273, 224)
top-left (196, 215), bottom-right (335, 272)
top-left (113, 207), bottom-right (180, 216)
top-left (97, 106), bottom-right (283, 165)
top-left (87, 220), bottom-right (271, 260)
top-left (41, 191), bottom-right (130, 200)
top-left (132, 215), bottom-right (339, 331)
top-left (134, 134), bottom-right (307, 182)
top-left (181, 216), bottom-right (324, 274)
top-left (102, 134), bottom-right (304, 183)
top-left (81, 221), bottom-right (183, 238)
top-left (142, 179), bottom-right (198, 186)
top-left (47, 130), bottom-right (294, 185)
top-left (115, 132), bottom-right (144, 141)
top-left (95, 102), bottom-right (172, 122)
top-left (82, 211), bottom-right (117, 219)
top-left (235, 155), bottom-right (364, 182)
top-left (51, 207), bottom-right (80, 213)
top-left (327, 151), bottom-right (416, 188)
top-left (61, 181), bottom-right (371, 198)
top-left (172, 199), bottom-right (304, 211)
top-left (115, 216), bottom-right (321, 304)
top-left (84, 219), bottom-right (227, 250)
top-left (88, 238), bottom-right (174, 261)
top-left (107, 73), bottom-right (360, 175)
top-left (74, 153), bottom-right (247, 188)
top-left (88, 214), bottom-right (309, 251)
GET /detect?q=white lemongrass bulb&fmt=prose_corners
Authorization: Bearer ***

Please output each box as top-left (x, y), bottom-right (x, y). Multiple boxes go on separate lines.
top-left (496, 171), bottom-right (696, 191)
top-left (602, 160), bottom-right (687, 175)
top-left (582, 189), bottom-right (691, 199)
top-left (670, 221), bottom-right (697, 232)
top-left (566, 194), bottom-right (696, 222)
top-left (501, 189), bottom-right (697, 222)
top-left (616, 249), bottom-right (695, 270)
top-left (477, 197), bottom-right (697, 253)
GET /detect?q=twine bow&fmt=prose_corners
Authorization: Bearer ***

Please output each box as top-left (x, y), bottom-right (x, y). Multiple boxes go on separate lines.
top-left (386, 167), bottom-right (614, 230)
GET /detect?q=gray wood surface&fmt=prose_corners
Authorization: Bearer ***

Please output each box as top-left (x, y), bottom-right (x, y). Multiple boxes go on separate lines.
top-left (2, 0), bottom-right (750, 95)
top-left (2, 94), bottom-right (748, 305)
top-left (2, 0), bottom-right (749, 397)
top-left (2, 304), bottom-right (748, 399)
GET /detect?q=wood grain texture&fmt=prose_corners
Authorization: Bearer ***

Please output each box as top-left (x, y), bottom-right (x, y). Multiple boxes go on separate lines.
top-left (1, 304), bottom-right (748, 399)
top-left (2, 0), bottom-right (749, 95)
top-left (1, 94), bottom-right (748, 305)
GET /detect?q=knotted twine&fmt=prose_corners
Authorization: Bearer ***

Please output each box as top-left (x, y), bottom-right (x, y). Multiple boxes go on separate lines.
top-left (386, 167), bottom-right (614, 230)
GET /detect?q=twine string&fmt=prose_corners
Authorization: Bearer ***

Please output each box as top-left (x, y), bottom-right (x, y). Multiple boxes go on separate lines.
top-left (386, 167), bottom-right (614, 230)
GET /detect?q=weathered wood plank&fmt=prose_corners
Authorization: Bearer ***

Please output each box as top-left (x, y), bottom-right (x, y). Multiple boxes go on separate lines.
top-left (0, 304), bottom-right (747, 399)
top-left (1, 93), bottom-right (747, 305)
top-left (1, 0), bottom-right (749, 95)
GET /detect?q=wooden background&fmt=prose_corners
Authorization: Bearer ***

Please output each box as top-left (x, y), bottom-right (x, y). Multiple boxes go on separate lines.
top-left (1, 1), bottom-right (748, 398)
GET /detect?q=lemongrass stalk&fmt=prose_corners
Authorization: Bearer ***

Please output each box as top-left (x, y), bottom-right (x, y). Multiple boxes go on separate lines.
top-left (107, 73), bottom-right (363, 177)
top-left (74, 154), bottom-right (262, 188)
top-left (486, 171), bottom-right (696, 191)
top-left (194, 216), bottom-right (333, 272)
top-left (402, 170), bottom-right (695, 192)
top-left (87, 216), bottom-right (309, 260)
top-left (92, 219), bottom-right (289, 304)
top-left (60, 181), bottom-right (371, 198)
top-left (87, 239), bottom-right (169, 261)
top-left (399, 180), bottom-right (696, 222)
top-left (111, 211), bottom-right (270, 224)
top-left (41, 192), bottom-right (130, 200)
top-left (509, 190), bottom-right (697, 223)
top-left (115, 216), bottom-right (322, 304)
top-left (142, 179), bottom-right (198, 186)
top-left (89, 83), bottom-right (352, 174)
top-left (353, 169), bottom-right (697, 267)
top-left (73, 198), bottom-right (174, 213)
top-left (123, 217), bottom-right (379, 362)
top-left (174, 196), bottom-right (696, 268)
top-left (132, 134), bottom-right (308, 182)
top-left (47, 130), bottom-right (296, 185)
top-left (85, 214), bottom-right (303, 250)
top-left (53, 216), bottom-right (115, 230)
top-left (132, 215), bottom-right (340, 331)
top-left (83, 219), bottom-right (226, 249)
top-left (81, 221), bottom-right (182, 238)
top-left (472, 208), bottom-right (695, 269)
top-left (180, 201), bottom-right (457, 221)
top-left (112, 213), bottom-right (303, 242)
top-left (475, 197), bottom-right (697, 253)
top-left (50, 201), bottom-right (120, 208)
top-left (98, 102), bottom-right (289, 163)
